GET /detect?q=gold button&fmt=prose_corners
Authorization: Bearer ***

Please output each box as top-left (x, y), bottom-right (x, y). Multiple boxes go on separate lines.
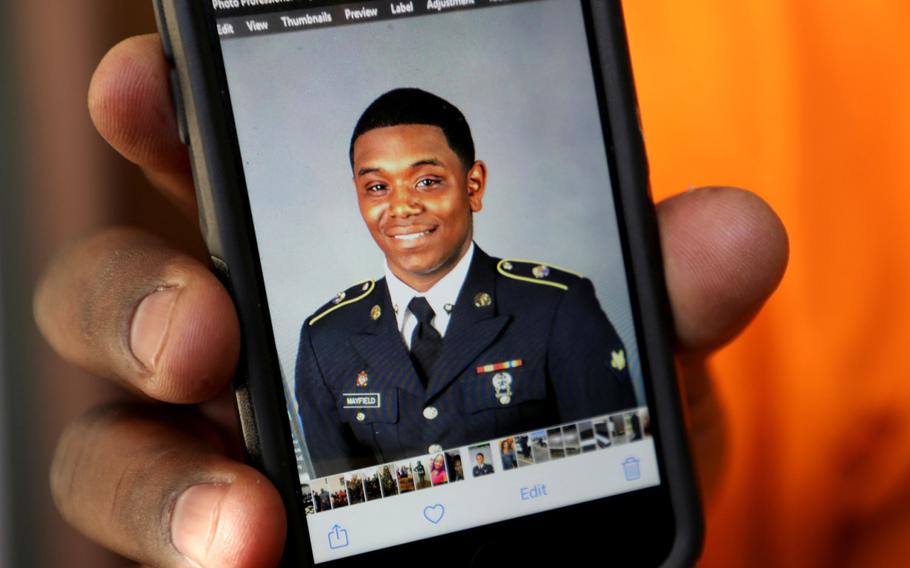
top-left (423, 406), bottom-right (439, 420)
top-left (356, 412), bottom-right (366, 422)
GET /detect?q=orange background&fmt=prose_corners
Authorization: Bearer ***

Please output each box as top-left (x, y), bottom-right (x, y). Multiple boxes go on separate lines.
top-left (623, 1), bottom-right (910, 566)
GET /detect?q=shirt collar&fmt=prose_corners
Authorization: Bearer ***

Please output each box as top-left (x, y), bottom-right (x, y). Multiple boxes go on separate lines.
top-left (384, 242), bottom-right (475, 331)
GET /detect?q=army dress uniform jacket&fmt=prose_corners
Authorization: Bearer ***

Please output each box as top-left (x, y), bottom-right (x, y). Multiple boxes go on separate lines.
top-left (295, 247), bottom-right (636, 477)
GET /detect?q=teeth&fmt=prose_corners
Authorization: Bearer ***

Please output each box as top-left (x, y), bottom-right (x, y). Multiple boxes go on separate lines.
top-left (393, 230), bottom-right (431, 241)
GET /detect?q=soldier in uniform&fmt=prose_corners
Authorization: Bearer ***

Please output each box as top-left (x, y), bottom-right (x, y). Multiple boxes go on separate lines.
top-left (296, 88), bottom-right (636, 477)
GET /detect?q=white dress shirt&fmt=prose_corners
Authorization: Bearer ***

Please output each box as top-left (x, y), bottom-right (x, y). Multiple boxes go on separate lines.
top-left (384, 243), bottom-right (475, 350)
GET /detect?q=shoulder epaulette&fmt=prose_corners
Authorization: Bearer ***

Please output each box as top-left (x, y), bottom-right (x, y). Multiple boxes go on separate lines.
top-left (308, 279), bottom-right (375, 325)
top-left (495, 259), bottom-right (582, 291)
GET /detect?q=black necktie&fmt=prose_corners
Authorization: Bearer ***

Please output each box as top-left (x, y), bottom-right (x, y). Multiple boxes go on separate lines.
top-left (408, 296), bottom-right (442, 387)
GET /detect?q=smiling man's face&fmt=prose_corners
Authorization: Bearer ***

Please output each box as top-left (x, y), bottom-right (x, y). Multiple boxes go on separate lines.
top-left (352, 124), bottom-right (486, 291)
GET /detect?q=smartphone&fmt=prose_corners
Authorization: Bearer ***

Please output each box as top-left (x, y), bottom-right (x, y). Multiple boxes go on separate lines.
top-left (153, 0), bottom-right (702, 564)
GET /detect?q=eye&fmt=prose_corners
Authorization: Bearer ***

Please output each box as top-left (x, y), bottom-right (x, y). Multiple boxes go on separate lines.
top-left (416, 177), bottom-right (442, 189)
top-left (365, 182), bottom-right (387, 194)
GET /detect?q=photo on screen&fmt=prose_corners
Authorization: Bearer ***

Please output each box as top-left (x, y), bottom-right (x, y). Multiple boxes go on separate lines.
top-left (411, 457), bottom-right (433, 490)
top-left (345, 472), bottom-right (366, 505)
top-left (627, 410), bottom-right (645, 442)
top-left (610, 415), bottom-right (628, 446)
top-left (562, 425), bottom-right (581, 457)
top-left (514, 435), bottom-right (533, 467)
top-left (363, 467), bottom-right (383, 501)
top-left (578, 421), bottom-right (596, 453)
top-left (529, 430), bottom-right (550, 464)
top-left (594, 419), bottom-right (611, 449)
top-left (430, 454), bottom-right (449, 486)
top-left (301, 484), bottom-right (315, 515)
top-left (327, 476), bottom-right (349, 509)
top-left (469, 444), bottom-right (495, 478)
top-left (445, 450), bottom-right (465, 482)
top-left (311, 478), bottom-right (332, 513)
top-left (499, 437), bottom-right (519, 471)
top-left (395, 462), bottom-right (416, 493)
top-left (378, 464), bottom-right (399, 498)
top-left (547, 427), bottom-right (565, 460)
top-left (218, 0), bottom-right (647, 483)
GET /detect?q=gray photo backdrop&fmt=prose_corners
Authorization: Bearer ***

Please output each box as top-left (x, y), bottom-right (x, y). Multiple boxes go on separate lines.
top-left (221, 0), bottom-right (646, 427)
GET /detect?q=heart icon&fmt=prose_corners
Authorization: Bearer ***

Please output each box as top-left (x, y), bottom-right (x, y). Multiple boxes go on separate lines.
top-left (423, 504), bottom-right (445, 524)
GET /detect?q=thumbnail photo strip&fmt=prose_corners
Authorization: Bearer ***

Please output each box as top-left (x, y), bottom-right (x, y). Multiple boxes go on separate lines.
top-left (301, 407), bottom-right (650, 515)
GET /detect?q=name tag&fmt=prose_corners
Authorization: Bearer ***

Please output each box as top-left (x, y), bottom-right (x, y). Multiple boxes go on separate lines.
top-left (343, 393), bottom-right (381, 408)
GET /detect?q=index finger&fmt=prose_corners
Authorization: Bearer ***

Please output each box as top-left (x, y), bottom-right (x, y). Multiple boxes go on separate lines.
top-left (89, 34), bottom-right (196, 215)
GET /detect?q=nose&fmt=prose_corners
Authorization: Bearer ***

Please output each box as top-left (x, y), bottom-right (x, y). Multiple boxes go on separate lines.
top-left (388, 185), bottom-right (422, 218)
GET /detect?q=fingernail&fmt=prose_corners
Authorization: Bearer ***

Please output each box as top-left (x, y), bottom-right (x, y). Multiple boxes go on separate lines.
top-left (171, 483), bottom-right (230, 566)
top-left (130, 287), bottom-right (179, 370)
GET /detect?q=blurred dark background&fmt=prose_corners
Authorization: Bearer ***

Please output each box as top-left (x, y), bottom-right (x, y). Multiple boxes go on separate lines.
top-left (0, 3), bottom-right (193, 566)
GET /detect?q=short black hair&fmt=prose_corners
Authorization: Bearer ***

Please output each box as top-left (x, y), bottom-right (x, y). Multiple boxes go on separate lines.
top-left (349, 88), bottom-right (475, 170)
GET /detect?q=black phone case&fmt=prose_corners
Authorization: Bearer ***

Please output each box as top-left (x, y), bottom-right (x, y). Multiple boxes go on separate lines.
top-left (153, 0), bottom-right (703, 564)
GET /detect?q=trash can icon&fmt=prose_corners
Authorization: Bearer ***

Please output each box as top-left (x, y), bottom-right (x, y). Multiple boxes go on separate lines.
top-left (622, 457), bottom-right (641, 481)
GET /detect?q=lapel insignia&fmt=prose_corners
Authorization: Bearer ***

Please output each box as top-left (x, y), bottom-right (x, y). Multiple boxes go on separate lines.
top-left (333, 291), bottom-right (346, 304)
top-left (501, 261), bottom-right (513, 271)
top-left (473, 292), bottom-right (492, 308)
top-left (611, 350), bottom-right (626, 371)
top-left (444, 303), bottom-right (454, 314)
top-left (355, 370), bottom-right (369, 388)
top-left (362, 282), bottom-right (371, 292)
top-left (370, 305), bottom-right (382, 321)
top-left (492, 372), bottom-right (513, 405)
top-left (532, 264), bottom-right (550, 279)
top-left (476, 359), bottom-right (523, 374)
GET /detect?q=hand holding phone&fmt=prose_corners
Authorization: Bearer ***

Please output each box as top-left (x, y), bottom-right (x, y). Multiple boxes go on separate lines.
top-left (35, 17), bottom-right (787, 568)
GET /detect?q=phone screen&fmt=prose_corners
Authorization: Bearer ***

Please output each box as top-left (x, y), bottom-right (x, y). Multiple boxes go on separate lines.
top-left (213, 0), bottom-right (661, 562)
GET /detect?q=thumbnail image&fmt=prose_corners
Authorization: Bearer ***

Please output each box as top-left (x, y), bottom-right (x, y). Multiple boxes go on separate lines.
top-left (363, 467), bottom-right (382, 501)
top-left (499, 437), bottom-right (519, 471)
top-left (327, 476), bottom-right (349, 509)
top-left (593, 419), bottom-right (611, 449)
top-left (514, 435), bottom-right (534, 466)
top-left (430, 453), bottom-right (449, 486)
top-left (345, 472), bottom-right (365, 505)
top-left (396, 462), bottom-right (416, 493)
top-left (301, 484), bottom-right (315, 515)
top-left (629, 408), bottom-right (651, 441)
top-left (562, 424), bottom-right (581, 457)
top-left (610, 414), bottom-right (628, 445)
top-left (547, 427), bottom-right (565, 460)
top-left (578, 420), bottom-right (596, 453)
top-left (446, 450), bottom-right (465, 481)
top-left (311, 478), bottom-right (332, 513)
top-left (469, 444), bottom-right (495, 478)
top-left (378, 464), bottom-right (399, 497)
top-left (627, 410), bottom-right (644, 441)
top-left (529, 430), bottom-right (550, 463)
top-left (411, 456), bottom-right (433, 490)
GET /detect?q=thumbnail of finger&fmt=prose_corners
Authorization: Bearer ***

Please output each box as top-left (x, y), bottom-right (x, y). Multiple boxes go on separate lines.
top-left (657, 187), bottom-right (789, 354)
top-left (34, 227), bottom-right (239, 403)
top-left (51, 405), bottom-right (285, 568)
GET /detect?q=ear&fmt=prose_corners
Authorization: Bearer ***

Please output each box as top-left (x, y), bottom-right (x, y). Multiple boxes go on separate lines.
top-left (466, 160), bottom-right (487, 212)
